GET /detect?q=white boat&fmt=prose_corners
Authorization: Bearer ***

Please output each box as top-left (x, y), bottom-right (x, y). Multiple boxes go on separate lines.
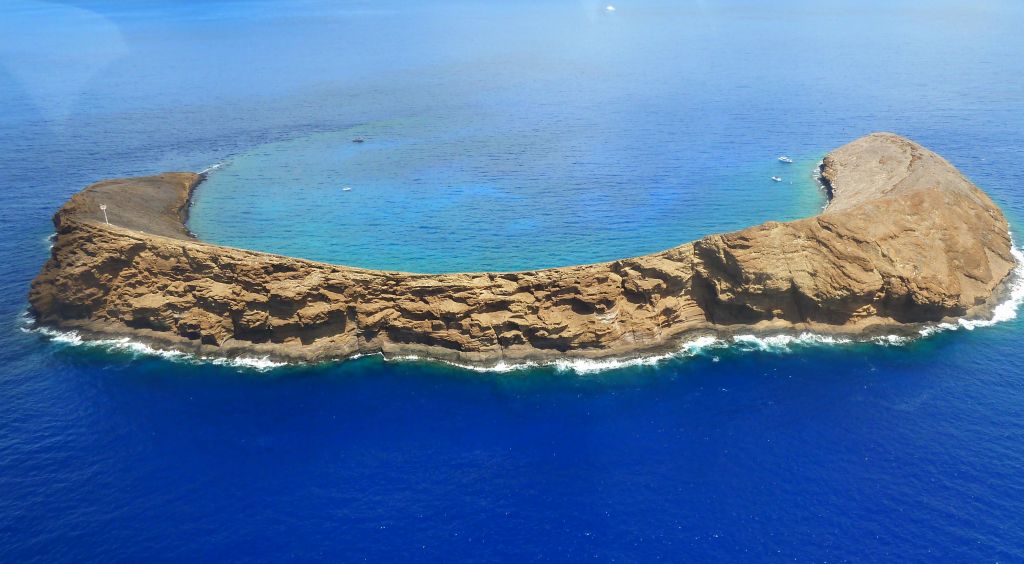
top-left (778, 156), bottom-right (793, 163)
top-left (342, 186), bottom-right (352, 192)
top-left (605, 5), bottom-right (616, 12)
top-left (770, 176), bottom-right (782, 182)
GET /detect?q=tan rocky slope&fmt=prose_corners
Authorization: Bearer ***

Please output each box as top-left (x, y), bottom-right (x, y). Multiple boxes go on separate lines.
top-left (28, 133), bottom-right (1015, 365)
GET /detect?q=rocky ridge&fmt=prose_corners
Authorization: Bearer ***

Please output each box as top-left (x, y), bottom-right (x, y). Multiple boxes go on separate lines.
top-left (28, 133), bottom-right (1016, 366)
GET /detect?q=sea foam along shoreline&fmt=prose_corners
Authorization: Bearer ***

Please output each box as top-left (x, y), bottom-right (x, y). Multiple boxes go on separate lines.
top-left (21, 319), bottom-right (287, 371)
top-left (22, 243), bottom-right (1024, 375)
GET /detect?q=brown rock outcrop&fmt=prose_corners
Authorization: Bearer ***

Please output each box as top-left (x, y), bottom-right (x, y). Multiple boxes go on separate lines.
top-left (27, 133), bottom-right (1016, 366)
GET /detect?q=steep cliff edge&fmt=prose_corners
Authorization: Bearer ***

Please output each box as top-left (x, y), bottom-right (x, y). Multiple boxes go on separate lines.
top-left (28, 133), bottom-right (1015, 365)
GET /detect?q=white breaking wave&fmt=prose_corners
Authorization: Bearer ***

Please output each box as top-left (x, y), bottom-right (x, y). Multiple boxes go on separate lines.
top-left (386, 353), bottom-right (540, 374)
top-left (387, 335), bottom-right (729, 375)
top-left (917, 243), bottom-right (1024, 336)
top-left (199, 161), bottom-right (226, 175)
top-left (732, 332), bottom-right (852, 352)
top-left (21, 243), bottom-right (1024, 374)
top-left (208, 355), bottom-right (287, 371)
top-left (23, 325), bottom-right (286, 372)
top-left (872, 334), bottom-right (913, 346)
top-left (552, 350), bottom-right (679, 375)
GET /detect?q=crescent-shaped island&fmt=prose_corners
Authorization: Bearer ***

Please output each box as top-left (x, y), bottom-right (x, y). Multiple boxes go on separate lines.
top-left (28, 133), bottom-right (1016, 367)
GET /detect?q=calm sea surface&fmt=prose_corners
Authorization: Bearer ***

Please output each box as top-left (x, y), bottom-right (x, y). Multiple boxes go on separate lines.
top-left (2, 0), bottom-right (1024, 560)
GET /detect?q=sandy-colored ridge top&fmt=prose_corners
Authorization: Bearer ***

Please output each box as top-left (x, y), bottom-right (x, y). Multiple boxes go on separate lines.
top-left (28, 133), bottom-right (1015, 366)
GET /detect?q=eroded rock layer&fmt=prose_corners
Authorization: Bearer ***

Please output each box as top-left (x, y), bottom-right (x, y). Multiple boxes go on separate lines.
top-left (28, 133), bottom-right (1015, 365)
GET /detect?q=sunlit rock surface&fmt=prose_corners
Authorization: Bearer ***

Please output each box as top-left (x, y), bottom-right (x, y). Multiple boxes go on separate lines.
top-left (28, 133), bottom-right (1015, 365)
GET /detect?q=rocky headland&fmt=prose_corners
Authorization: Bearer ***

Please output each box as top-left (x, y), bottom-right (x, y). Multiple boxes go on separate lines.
top-left (28, 133), bottom-right (1016, 366)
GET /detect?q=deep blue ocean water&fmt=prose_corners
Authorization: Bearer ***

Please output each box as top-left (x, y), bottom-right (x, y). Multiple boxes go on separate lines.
top-left (2, 0), bottom-right (1024, 560)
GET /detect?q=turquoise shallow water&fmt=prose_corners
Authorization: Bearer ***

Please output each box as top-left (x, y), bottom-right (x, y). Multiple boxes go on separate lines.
top-left (188, 121), bottom-right (827, 272)
top-left (2, 0), bottom-right (1024, 560)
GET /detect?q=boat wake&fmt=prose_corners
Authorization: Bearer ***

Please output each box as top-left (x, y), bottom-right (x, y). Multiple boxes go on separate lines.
top-left (21, 244), bottom-right (1024, 375)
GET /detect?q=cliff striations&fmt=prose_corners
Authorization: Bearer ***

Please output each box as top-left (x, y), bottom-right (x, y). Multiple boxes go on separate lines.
top-left (28, 133), bottom-right (1016, 365)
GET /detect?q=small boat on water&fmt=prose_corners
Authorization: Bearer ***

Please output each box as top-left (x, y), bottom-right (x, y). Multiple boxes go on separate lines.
top-left (352, 137), bottom-right (365, 143)
top-left (778, 156), bottom-right (793, 163)
top-left (770, 176), bottom-right (782, 182)
top-left (342, 186), bottom-right (352, 192)
top-left (605, 5), bottom-right (616, 12)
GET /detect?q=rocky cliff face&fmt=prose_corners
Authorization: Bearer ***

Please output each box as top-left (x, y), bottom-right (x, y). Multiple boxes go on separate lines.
top-left (28, 133), bottom-right (1015, 365)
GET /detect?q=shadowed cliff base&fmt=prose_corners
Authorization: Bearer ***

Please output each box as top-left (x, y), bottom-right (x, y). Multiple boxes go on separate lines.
top-left (27, 133), bottom-right (1016, 367)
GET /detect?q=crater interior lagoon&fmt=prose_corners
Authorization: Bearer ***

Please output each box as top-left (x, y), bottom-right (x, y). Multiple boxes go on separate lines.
top-left (188, 119), bottom-right (827, 272)
top-left (3, 0), bottom-right (1024, 560)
